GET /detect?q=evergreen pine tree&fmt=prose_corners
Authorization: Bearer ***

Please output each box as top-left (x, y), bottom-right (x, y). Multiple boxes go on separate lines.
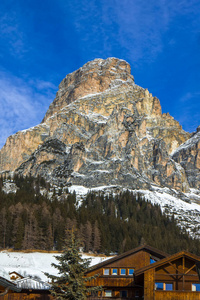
top-left (45, 230), bottom-right (101, 299)
top-left (93, 221), bottom-right (101, 253)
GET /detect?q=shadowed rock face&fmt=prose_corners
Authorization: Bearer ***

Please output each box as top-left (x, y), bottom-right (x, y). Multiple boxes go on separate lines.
top-left (172, 131), bottom-right (200, 189)
top-left (0, 57), bottom-right (198, 191)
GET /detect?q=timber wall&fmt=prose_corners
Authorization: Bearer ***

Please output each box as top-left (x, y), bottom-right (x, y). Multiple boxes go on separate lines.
top-left (155, 291), bottom-right (200, 300)
top-left (0, 293), bottom-right (53, 299)
top-left (144, 269), bottom-right (154, 300)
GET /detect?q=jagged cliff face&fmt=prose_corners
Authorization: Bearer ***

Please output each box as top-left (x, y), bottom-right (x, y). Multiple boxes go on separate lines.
top-left (172, 130), bottom-right (200, 189)
top-left (43, 58), bottom-right (132, 122)
top-left (0, 57), bottom-right (198, 192)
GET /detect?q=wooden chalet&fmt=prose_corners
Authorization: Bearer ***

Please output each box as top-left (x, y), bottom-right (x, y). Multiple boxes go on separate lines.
top-left (0, 276), bottom-right (52, 299)
top-left (135, 250), bottom-right (200, 300)
top-left (85, 245), bottom-right (168, 299)
top-left (85, 245), bottom-right (200, 300)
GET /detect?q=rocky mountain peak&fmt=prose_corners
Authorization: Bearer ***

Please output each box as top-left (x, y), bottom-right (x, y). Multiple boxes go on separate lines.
top-left (43, 57), bottom-right (133, 122)
top-left (0, 57), bottom-right (198, 196)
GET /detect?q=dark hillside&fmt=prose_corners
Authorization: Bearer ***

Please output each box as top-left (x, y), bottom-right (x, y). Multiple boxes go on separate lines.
top-left (0, 175), bottom-right (199, 255)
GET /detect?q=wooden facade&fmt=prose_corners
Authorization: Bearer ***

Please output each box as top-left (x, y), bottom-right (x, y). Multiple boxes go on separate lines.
top-left (0, 291), bottom-right (52, 299)
top-left (85, 245), bottom-right (167, 300)
top-left (85, 245), bottom-right (200, 300)
top-left (0, 276), bottom-right (53, 300)
top-left (135, 251), bottom-right (200, 300)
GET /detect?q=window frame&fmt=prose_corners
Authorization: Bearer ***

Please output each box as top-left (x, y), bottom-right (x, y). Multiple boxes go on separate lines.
top-left (112, 268), bottom-right (118, 275)
top-left (135, 290), bottom-right (139, 298)
top-left (120, 268), bottom-right (126, 275)
top-left (155, 282), bottom-right (173, 291)
top-left (103, 268), bottom-right (110, 275)
top-left (150, 258), bottom-right (156, 264)
top-left (192, 283), bottom-right (200, 291)
top-left (104, 289), bottom-right (112, 297)
top-left (128, 268), bottom-right (134, 275)
top-left (120, 290), bottom-right (128, 298)
top-left (155, 282), bottom-right (164, 290)
top-left (165, 283), bottom-right (173, 291)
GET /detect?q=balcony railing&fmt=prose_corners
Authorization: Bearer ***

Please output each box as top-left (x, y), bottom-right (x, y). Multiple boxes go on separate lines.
top-left (87, 297), bottom-right (141, 300)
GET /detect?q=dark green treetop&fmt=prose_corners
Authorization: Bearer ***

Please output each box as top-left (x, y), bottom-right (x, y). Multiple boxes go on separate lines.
top-left (45, 230), bottom-right (101, 299)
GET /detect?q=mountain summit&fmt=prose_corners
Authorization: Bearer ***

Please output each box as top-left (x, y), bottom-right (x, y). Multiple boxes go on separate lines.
top-left (0, 58), bottom-right (199, 193)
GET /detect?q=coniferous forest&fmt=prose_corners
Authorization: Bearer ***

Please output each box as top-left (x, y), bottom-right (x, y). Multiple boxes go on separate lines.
top-left (0, 175), bottom-right (200, 255)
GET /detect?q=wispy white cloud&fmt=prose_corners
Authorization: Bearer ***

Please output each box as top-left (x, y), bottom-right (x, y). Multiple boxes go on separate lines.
top-left (0, 11), bottom-right (26, 57)
top-left (108, 0), bottom-right (198, 62)
top-left (0, 72), bottom-right (57, 148)
top-left (65, 0), bottom-right (200, 64)
top-left (179, 91), bottom-right (200, 103)
top-left (66, 0), bottom-right (169, 61)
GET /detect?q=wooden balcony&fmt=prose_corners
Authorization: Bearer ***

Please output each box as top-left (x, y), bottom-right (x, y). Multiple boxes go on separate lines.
top-left (155, 290), bottom-right (200, 300)
top-left (87, 297), bottom-right (141, 300)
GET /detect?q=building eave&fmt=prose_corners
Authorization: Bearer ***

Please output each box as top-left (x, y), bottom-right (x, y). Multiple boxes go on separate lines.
top-left (135, 250), bottom-right (200, 276)
top-left (85, 244), bottom-right (169, 274)
top-left (0, 277), bottom-right (21, 292)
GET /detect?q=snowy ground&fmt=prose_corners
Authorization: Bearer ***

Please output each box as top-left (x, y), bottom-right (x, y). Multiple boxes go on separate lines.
top-left (0, 251), bottom-right (111, 282)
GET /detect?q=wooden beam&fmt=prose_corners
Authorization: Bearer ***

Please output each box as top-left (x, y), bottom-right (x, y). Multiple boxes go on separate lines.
top-left (177, 263), bottom-right (197, 280)
top-left (185, 264), bottom-right (196, 275)
top-left (168, 261), bottom-right (180, 273)
top-left (157, 269), bottom-right (176, 281)
top-left (156, 273), bottom-right (198, 277)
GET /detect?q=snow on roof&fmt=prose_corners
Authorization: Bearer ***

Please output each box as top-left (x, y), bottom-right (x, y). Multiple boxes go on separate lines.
top-left (16, 277), bottom-right (51, 290)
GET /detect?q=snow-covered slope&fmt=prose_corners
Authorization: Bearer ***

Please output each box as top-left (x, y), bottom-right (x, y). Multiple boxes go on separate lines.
top-left (0, 251), bottom-right (110, 282)
top-left (132, 188), bottom-right (200, 238)
top-left (69, 185), bottom-right (200, 239)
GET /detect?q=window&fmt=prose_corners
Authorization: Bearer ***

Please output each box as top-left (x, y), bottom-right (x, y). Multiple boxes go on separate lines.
top-left (103, 269), bottom-right (109, 275)
top-left (155, 282), bottom-right (173, 291)
top-left (165, 283), bottom-right (173, 291)
top-left (120, 268), bottom-right (126, 275)
top-left (120, 290), bottom-right (127, 297)
top-left (150, 258), bottom-right (156, 264)
top-left (135, 290), bottom-right (139, 298)
top-left (105, 290), bottom-right (112, 297)
top-left (112, 268), bottom-right (118, 275)
top-left (155, 282), bottom-right (163, 290)
top-left (192, 283), bottom-right (200, 291)
top-left (128, 269), bottom-right (134, 275)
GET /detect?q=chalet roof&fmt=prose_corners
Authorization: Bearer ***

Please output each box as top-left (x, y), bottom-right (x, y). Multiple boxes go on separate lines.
top-left (9, 271), bottom-right (24, 279)
top-left (135, 250), bottom-right (200, 276)
top-left (0, 276), bottom-right (21, 292)
top-left (16, 278), bottom-right (51, 290)
top-left (86, 244), bottom-right (168, 273)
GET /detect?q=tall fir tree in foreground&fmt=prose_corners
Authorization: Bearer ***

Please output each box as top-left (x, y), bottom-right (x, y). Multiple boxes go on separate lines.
top-left (46, 230), bottom-right (101, 299)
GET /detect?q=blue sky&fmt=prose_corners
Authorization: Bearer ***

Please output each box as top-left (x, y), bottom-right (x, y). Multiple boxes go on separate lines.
top-left (0, 0), bottom-right (199, 148)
